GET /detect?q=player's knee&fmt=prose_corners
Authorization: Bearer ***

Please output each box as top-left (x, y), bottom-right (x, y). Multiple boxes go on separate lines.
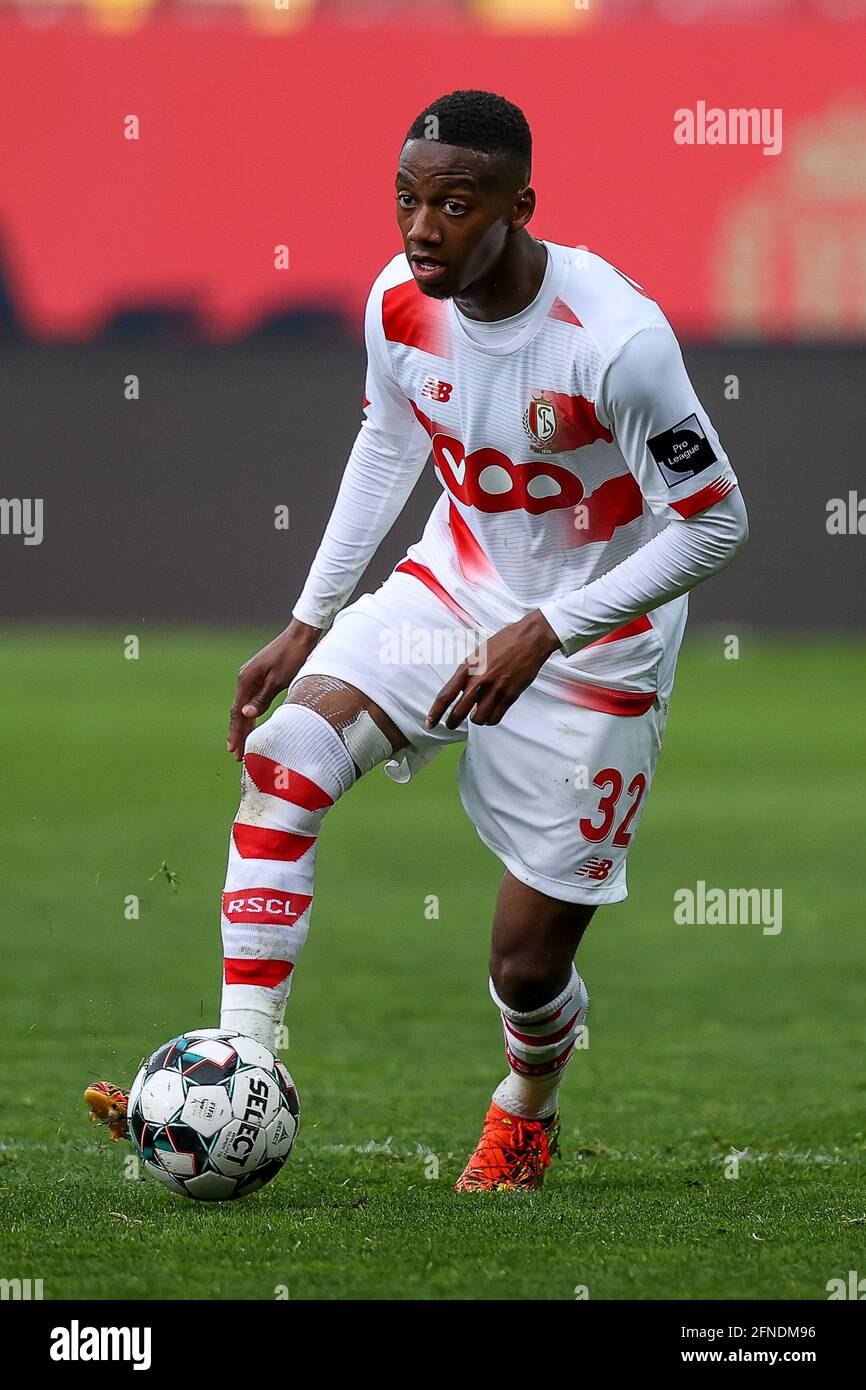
top-left (239, 715), bottom-right (278, 764)
top-left (237, 701), bottom-right (360, 819)
top-left (286, 677), bottom-right (396, 778)
top-left (490, 950), bottom-right (567, 1013)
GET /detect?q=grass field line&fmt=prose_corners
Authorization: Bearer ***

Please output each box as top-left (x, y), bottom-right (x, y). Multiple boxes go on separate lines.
top-left (317, 1137), bottom-right (445, 1158)
top-left (4, 632), bottom-right (865, 1297)
top-left (306, 1139), bottom-right (864, 1168)
top-left (2, 1138), bottom-right (863, 1169)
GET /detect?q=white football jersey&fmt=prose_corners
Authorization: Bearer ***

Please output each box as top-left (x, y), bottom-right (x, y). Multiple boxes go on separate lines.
top-left (294, 239), bottom-right (740, 707)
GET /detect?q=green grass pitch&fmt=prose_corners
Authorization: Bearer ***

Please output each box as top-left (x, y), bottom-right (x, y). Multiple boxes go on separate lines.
top-left (1, 627), bottom-right (864, 1301)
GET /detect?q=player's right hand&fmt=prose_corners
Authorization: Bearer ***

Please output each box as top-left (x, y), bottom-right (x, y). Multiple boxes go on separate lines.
top-left (227, 620), bottom-right (321, 760)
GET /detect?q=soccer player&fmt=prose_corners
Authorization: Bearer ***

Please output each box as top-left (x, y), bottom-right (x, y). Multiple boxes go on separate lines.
top-left (86, 90), bottom-right (748, 1191)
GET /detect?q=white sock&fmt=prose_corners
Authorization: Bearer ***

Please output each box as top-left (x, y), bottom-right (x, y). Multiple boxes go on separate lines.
top-left (219, 1004), bottom-right (285, 1051)
top-left (489, 965), bottom-right (589, 1120)
top-left (219, 703), bottom-right (357, 1047)
top-left (493, 1072), bottom-right (562, 1122)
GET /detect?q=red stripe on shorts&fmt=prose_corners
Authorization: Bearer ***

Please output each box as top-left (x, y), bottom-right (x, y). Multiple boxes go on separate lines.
top-left (552, 679), bottom-right (656, 717)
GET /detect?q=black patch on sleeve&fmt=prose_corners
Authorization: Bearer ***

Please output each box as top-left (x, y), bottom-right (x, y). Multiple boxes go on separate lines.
top-left (646, 413), bottom-right (717, 487)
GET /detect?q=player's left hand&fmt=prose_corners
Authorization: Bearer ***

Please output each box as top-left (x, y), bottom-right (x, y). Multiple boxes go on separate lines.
top-left (426, 609), bottom-right (562, 730)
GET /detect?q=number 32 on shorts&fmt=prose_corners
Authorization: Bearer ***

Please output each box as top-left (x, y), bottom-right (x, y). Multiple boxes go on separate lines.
top-left (579, 768), bottom-right (647, 848)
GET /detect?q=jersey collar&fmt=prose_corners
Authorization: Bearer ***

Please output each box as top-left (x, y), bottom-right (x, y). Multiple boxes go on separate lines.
top-left (448, 241), bottom-right (562, 357)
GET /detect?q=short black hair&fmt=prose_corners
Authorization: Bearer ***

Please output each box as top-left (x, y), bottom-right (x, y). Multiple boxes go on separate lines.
top-left (404, 89), bottom-right (532, 188)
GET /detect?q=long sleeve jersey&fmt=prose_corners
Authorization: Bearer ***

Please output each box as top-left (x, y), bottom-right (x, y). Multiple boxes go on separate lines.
top-left (293, 240), bottom-right (748, 706)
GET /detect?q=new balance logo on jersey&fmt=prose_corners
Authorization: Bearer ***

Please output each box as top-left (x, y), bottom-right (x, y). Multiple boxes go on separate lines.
top-left (647, 414), bottom-right (717, 487)
top-left (575, 857), bottom-right (614, 882)
top-left (421, 376), bottom-right (453, 403)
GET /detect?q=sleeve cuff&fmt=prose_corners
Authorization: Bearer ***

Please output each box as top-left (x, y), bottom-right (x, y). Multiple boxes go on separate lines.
top-left (291, 599), bottom-right (335, 632)
top-left (537, 600), bottom-right (586, 659)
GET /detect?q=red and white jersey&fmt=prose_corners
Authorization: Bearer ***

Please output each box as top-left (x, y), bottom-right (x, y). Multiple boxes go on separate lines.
top-left (294, 239), bottom-right (741, 703)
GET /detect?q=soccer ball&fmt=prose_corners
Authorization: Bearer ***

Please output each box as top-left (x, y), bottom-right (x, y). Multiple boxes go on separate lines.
top-left (127, 1029), bottom-right (299, 1201)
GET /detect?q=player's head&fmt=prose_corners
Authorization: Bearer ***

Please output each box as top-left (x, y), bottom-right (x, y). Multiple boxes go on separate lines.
top-left (397, 90), bottom-right (535, 300)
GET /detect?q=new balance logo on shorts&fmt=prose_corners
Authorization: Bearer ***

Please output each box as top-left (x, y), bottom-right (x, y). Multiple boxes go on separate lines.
top-left (576, 857), bottom-right (614, 882)
top-left (421, 376), bottom-right (453, 402)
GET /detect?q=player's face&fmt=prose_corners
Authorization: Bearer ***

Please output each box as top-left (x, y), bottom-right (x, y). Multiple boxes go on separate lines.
top-left (395, 139), bottom-right (530, 300)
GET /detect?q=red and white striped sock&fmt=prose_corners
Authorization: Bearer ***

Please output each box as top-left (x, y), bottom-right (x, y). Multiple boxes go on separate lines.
top-left (490, 965), bottom-right (589, 1120)
top-left (219, 703), bottom-right (357, 1048)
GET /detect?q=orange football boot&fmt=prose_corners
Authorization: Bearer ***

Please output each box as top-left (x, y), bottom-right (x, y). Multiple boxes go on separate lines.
top-left (455, 1100), bottom-right (560, 1192)
top-left (84, 1080), bottom-right (131, 1141)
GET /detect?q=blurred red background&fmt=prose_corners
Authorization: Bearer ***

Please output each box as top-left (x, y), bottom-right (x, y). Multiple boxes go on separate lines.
top-left (0, 9), bottom-right (864, 342)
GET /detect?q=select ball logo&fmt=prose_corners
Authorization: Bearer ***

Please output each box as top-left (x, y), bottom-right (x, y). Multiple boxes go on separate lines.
top-left (214, 1076), bottom-right (272, 1168)
top-left (647, 413), bottom-right (717, 486)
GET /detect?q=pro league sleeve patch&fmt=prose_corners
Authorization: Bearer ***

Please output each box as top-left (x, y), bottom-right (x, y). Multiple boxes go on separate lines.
top-left (646, 413), bottom-right (717, 487)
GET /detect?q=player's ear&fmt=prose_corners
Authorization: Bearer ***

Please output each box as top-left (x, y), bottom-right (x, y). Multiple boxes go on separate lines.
top-left (511, 183), bottom-right (537, 232)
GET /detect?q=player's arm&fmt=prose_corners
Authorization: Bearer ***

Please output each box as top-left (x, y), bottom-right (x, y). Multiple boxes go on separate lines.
top-left (535, 323), bottom-right (748, 654)
top-left (227, 282), bottom-right (432, 758)
top-left (428, 325), bottom-right (748, 729)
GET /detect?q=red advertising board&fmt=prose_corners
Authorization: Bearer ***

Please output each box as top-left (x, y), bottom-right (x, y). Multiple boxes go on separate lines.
top-left (0, 17), bottom-right (864, 340)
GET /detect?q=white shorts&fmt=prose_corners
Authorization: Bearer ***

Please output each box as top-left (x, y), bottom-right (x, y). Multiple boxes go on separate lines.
top-left (288, 570), bottom-right (670, 905)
